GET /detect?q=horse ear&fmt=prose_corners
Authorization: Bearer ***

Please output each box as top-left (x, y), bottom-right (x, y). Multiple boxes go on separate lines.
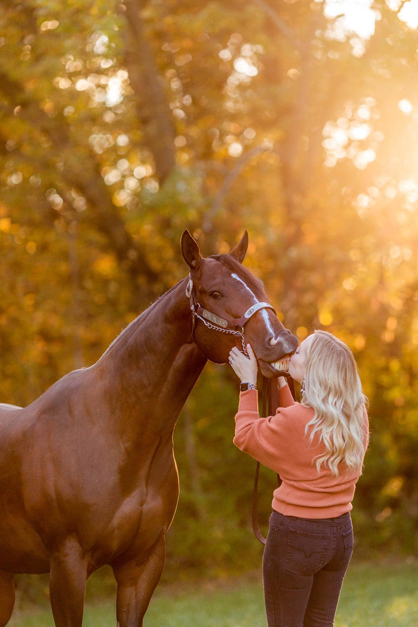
top-left (181, 230), bottom-right (202, 269)
top-left (229, 231), bottom-right (248, 263)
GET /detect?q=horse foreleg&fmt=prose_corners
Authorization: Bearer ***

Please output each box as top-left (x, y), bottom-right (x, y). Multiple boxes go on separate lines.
top-left (0, 570), bottom-right (15, 626)
top-left (49, 538), bottom-right (87, 627)
top-left (113, 534), bottom-right (166, 627)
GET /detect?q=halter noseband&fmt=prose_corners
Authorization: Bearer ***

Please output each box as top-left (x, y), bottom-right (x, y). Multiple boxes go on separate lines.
top-left (185, 276), bottom-right (292, 356)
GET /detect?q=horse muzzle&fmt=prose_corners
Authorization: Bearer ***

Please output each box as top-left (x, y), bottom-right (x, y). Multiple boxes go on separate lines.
top-left (257, 357), bottom-right (292, 378)
top-left (256, 333), bottom-right (298, 378)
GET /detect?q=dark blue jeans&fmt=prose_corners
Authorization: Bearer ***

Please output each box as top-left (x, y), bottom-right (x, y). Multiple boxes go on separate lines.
top-left (263, 511), bottom-right (353, 627)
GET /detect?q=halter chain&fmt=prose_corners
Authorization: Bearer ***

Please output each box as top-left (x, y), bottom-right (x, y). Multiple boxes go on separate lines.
top-left (193, 310), bottom-right (249, 355)
top-left (186, 276), bottom-right (279, 357)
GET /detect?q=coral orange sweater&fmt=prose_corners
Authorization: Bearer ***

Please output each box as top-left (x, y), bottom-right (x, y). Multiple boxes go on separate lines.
top-left (234, 384), bottom-right (369, 519)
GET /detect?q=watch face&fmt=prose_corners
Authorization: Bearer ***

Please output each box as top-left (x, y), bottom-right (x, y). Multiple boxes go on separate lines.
top-left (240, 383), bottom-right (256, 391)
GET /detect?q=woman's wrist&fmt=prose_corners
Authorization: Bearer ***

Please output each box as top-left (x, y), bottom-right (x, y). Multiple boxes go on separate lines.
top-left (240, 382), bottom-right (257, 391)
top-left (278, 376), bottom-right (287, 389)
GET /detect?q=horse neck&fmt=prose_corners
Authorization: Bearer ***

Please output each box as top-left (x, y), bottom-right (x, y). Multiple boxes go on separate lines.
top-left (95, 277), bottom-right (207, 437)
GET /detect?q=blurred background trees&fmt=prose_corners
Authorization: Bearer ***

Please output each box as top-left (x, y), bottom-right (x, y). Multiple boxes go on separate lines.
top-left (1, 0), bottom-right (418, 580)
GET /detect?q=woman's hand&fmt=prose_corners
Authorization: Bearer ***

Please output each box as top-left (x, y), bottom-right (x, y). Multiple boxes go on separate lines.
top-left (228, 344), bottom-right (258, 385)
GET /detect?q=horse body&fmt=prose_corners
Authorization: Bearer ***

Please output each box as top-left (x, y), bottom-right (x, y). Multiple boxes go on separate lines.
top-left (0, 277), bottom-right (202, 564)
top-left (0, 232), bottom-right (298, 626)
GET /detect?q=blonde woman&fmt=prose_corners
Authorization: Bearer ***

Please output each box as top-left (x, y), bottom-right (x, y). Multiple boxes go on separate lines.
top-left (228, 331), bottom-right (369, 627)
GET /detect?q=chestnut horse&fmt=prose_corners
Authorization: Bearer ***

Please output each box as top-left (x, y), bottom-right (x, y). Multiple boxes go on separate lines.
top-left (0, 231), bottom-right (298, 626)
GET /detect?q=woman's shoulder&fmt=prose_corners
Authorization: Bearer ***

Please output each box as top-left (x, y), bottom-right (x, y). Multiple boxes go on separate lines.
top-left (270, 403), bottom-right (315, 443)
top-left (276, 401), bottom-right (314, 422)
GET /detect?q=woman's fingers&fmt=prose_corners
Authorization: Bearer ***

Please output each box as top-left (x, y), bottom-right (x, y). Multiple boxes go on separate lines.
top-left (246, 343), bottom-right (257, 362)
top-left (228, 344), bottom-right (258, 384)
top-left (229, 345), bottom-right (255, 363)
top-left (230, 344), bottom-right (254, 356)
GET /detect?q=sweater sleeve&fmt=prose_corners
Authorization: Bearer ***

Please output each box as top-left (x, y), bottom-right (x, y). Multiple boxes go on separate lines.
top-left (278, 383), bottom-right (296, 408)
top-left (233, 389), bottom-right (292, 473)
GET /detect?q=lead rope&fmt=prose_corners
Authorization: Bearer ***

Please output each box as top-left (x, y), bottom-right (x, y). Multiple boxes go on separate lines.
top-left (252, 376), bottom-right (296, 545)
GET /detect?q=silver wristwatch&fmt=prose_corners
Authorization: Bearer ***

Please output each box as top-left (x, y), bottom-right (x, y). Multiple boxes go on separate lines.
top-left (240, 382), bottom-right (257, 391)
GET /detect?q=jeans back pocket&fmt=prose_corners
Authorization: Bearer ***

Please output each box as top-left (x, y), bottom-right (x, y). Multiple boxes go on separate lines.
top-left (285, 527), bottom-right (329, 576)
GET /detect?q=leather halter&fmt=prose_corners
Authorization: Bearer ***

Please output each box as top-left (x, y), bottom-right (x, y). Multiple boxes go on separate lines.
top-left (186, 276), bottom-right (291, 355)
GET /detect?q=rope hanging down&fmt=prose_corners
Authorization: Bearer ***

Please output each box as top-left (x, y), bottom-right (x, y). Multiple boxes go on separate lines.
top-left (252, 376), bottom-right (295, 545)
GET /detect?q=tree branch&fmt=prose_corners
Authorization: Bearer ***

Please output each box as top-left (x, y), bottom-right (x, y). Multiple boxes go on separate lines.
top-left (122, 0), bottom-right (176, 183)
top-left (250, 0), bottom-right (304, 53)
top-left (203, 146), bottom-right (281, 234)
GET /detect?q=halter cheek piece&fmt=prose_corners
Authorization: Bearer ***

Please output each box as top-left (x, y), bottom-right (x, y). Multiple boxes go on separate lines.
top-left (186, 277), bottom-right (292, 356)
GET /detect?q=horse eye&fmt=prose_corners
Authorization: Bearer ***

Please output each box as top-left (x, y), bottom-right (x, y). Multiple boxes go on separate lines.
top-left (209, 291), bottom-right (222, 299)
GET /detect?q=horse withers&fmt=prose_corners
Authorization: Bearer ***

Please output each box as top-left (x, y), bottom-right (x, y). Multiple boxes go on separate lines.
top-left (0, 231), bottom-right (298, 627)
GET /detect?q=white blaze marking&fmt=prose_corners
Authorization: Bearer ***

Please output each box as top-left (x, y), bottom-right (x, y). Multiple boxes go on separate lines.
top-left (261, 309), bottom-right (276, 337)
top-left (231, 273), bottom-right (273, 335)
top-left (231, 273), bottom-right (258, 302)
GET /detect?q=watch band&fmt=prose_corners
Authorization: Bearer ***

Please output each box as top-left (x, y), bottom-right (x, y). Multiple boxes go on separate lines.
top-left (240, 382), bottom-right (257, 392)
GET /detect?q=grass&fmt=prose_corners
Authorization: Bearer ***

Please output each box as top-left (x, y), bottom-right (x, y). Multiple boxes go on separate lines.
top-left (9, 560), bottom-right (418, 626)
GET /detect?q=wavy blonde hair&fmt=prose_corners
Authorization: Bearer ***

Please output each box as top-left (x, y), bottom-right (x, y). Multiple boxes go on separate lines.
top-left (302, 330), bottom-right (368, 476)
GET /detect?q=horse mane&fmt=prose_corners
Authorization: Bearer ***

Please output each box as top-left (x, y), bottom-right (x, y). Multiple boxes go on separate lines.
top-left (100, 278), bottom-right (186, 358)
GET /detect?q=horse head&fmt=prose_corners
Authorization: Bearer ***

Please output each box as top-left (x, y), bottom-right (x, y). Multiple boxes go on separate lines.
top-left (181, 230), bottom-right (298, 378)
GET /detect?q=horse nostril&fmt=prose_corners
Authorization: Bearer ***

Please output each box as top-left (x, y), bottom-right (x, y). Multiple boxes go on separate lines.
top-left (286, 336), bottom-right (299, 353)
top-left (269, 335), bottom-right (280, 346)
